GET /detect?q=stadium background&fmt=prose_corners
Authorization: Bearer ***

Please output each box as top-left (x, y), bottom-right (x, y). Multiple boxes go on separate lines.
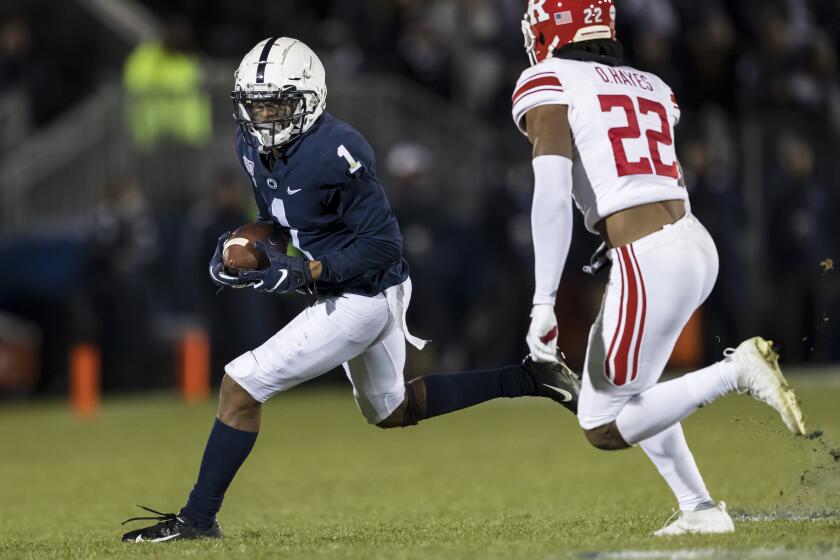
top-left (0, 0), bottom-right (838, 398)
top-left (2, 2), bottom-right (840, 559)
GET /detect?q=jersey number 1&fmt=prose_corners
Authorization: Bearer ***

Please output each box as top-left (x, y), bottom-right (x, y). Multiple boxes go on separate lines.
top-left (337, 144), bottom-right (362, 174)
top-left (598, 94), bottom-right (679, 179)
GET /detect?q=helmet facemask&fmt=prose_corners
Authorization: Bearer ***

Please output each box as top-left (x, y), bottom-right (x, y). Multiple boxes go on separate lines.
top-left (522, 15), bottom-right (561, 67)
top-left (521, 17), bottom-right (538, 66)
top-left (231, 86), bottom-right (321, 149)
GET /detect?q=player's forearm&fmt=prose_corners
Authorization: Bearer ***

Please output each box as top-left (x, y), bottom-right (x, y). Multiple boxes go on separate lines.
top-left (317, 236), bottom-right (402, 283)
top-left (531, 155), bottom-right (574, 305)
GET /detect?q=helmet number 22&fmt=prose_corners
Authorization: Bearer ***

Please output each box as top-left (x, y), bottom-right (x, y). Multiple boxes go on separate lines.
top-left (584, 7), bottom-right (603, 24)
top-left (337, 144), bottom-right (362, 175)
top-left (598, 94), bottom-right (679, 179)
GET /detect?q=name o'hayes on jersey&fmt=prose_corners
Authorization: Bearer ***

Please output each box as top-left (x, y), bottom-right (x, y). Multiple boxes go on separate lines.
top-left (592, 66), bottom-right (653, 92)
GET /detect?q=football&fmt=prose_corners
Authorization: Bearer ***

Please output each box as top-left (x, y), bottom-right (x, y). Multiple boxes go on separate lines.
top-left (222, 222), bottom-right (288, 272)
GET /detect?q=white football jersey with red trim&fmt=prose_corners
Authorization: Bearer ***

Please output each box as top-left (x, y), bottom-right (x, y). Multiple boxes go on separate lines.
top-left (512, 58), bottom-right (687, 233)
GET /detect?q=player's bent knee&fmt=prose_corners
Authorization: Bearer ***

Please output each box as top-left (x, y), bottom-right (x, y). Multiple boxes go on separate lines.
top-left (220, 374), bottom-right (259, 405)
top-left (375, 379), bottom-right (426, 429)
top-left (375, 413), bottom-right (403, 429)
top-left (218, 375), bottom-right (261, 423)
top-left (584, 421), bottom-right (631, 451)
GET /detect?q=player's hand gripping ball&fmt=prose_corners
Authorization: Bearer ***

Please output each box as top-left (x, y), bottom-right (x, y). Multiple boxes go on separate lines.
top-left (208, 222), bottom-right (289, 289)
top-left (222, 222), bottom-right (288, 271)
top-left (239, 240), bottom-right (313, 294)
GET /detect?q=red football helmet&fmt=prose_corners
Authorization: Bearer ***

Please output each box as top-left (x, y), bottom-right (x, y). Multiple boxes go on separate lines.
top-left (522, 0), bottom-right (617, 65)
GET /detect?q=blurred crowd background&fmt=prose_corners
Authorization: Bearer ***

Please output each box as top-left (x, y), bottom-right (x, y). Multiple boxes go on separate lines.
top-left (0, 0), bottom-right (838, 397)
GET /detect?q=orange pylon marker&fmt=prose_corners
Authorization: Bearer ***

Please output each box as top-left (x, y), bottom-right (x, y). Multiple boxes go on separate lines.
top-left (670, 308), bottom-right (703, 369)
top-left (70, 343), bottom-right (100, 418)
top-left (180, 328), bottom-right (210, 403)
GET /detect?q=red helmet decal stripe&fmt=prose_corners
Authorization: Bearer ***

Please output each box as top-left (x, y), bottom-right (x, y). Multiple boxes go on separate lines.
top-left (512, 75), bottom-right (564, 103)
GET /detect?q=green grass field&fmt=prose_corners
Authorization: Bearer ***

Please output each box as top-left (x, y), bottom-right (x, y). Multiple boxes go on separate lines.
top-left (2, 373), bottom-right (839, 559)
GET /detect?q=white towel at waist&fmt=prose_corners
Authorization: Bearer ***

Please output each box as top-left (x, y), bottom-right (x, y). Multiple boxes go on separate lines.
top-left (384, 278), bottom-right (428, 350)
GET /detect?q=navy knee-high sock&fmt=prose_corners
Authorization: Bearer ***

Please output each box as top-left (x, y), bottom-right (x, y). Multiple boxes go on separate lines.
top-left (422, 364), bottom-right (538, 419)
top-left (181, 418), bottom-right (257, 529)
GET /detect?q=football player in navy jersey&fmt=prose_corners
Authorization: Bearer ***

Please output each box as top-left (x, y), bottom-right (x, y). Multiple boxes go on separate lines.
top-left (121, 37), bottom-right (581, 543)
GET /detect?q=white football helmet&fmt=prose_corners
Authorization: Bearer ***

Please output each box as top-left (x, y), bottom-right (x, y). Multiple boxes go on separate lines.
top-left (231, 37), bottom-right (327, 149)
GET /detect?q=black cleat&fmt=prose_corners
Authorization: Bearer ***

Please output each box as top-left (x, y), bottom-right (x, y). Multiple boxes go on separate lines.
top-left (522, 355), bottom-right (581, 414)
top-left (121, 505), bottom-right (222, 543)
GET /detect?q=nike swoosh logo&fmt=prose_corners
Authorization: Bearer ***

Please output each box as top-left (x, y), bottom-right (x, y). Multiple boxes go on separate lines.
top-left (148, 533), bottom-right (181, 543)
top-left (270, 269), bottom-right (288, 291)
top-left (542, 383), bottom-right (573, 402)
top-left (287, 187), bottom-right (302, 195)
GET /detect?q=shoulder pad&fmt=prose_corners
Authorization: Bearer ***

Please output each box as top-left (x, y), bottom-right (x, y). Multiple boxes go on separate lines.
top-left (512, 60), bottom-right (572, 135)
top-left (650, 73), bottom-right (681, 127)
top-left (323, 121), bottom-right (377, 180)
top-left (512, 62), bottom-right (566, 104)
top-left (234, 128), bottom-right (257, 179)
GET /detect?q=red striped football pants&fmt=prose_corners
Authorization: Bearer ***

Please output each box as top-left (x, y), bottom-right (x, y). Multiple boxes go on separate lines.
top-left (577, 213), bottom-right (719, 430)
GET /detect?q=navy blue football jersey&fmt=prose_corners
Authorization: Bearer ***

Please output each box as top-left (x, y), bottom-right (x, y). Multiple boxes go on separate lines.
top-left (235, 112), bottom-right (409, 296)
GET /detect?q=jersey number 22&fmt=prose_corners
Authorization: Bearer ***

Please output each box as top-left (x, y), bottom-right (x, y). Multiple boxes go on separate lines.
top-left (598, 94), bottom-right (679, 179)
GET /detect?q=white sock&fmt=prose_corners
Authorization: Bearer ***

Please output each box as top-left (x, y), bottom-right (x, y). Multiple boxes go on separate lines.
top-left (615, 360), bottom-right (738, 444)
top-left (639, 423), bottom-right (714, 511)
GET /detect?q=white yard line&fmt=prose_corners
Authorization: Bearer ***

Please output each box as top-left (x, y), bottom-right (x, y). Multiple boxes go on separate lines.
top-left (732, 510), bottom-right (840, 522)
top-left (578, 547), bottom-right (834, 559)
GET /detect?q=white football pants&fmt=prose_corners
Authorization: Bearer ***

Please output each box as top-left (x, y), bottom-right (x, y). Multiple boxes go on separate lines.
top-left (225, 281), bottom-right (419, 424)
top-left (578, 213), bottom-right (719, 429)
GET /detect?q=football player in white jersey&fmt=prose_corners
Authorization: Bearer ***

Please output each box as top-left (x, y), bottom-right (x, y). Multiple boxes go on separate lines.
top-left (514, 0), bottom-right (807, 535)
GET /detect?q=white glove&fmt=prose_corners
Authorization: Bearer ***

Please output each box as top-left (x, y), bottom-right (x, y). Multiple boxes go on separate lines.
top-left (527, 303), bottom-right (559, 363)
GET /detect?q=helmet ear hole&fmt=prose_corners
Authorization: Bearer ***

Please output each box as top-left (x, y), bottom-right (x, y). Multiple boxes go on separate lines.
top-left (538, 32), bottom-right (546, 45)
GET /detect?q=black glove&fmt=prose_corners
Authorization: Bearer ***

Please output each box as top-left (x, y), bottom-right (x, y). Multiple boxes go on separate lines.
top-left (209, 233), bottom-right (257, 289)
top-left (238, 241), bottom-right (313, 294)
